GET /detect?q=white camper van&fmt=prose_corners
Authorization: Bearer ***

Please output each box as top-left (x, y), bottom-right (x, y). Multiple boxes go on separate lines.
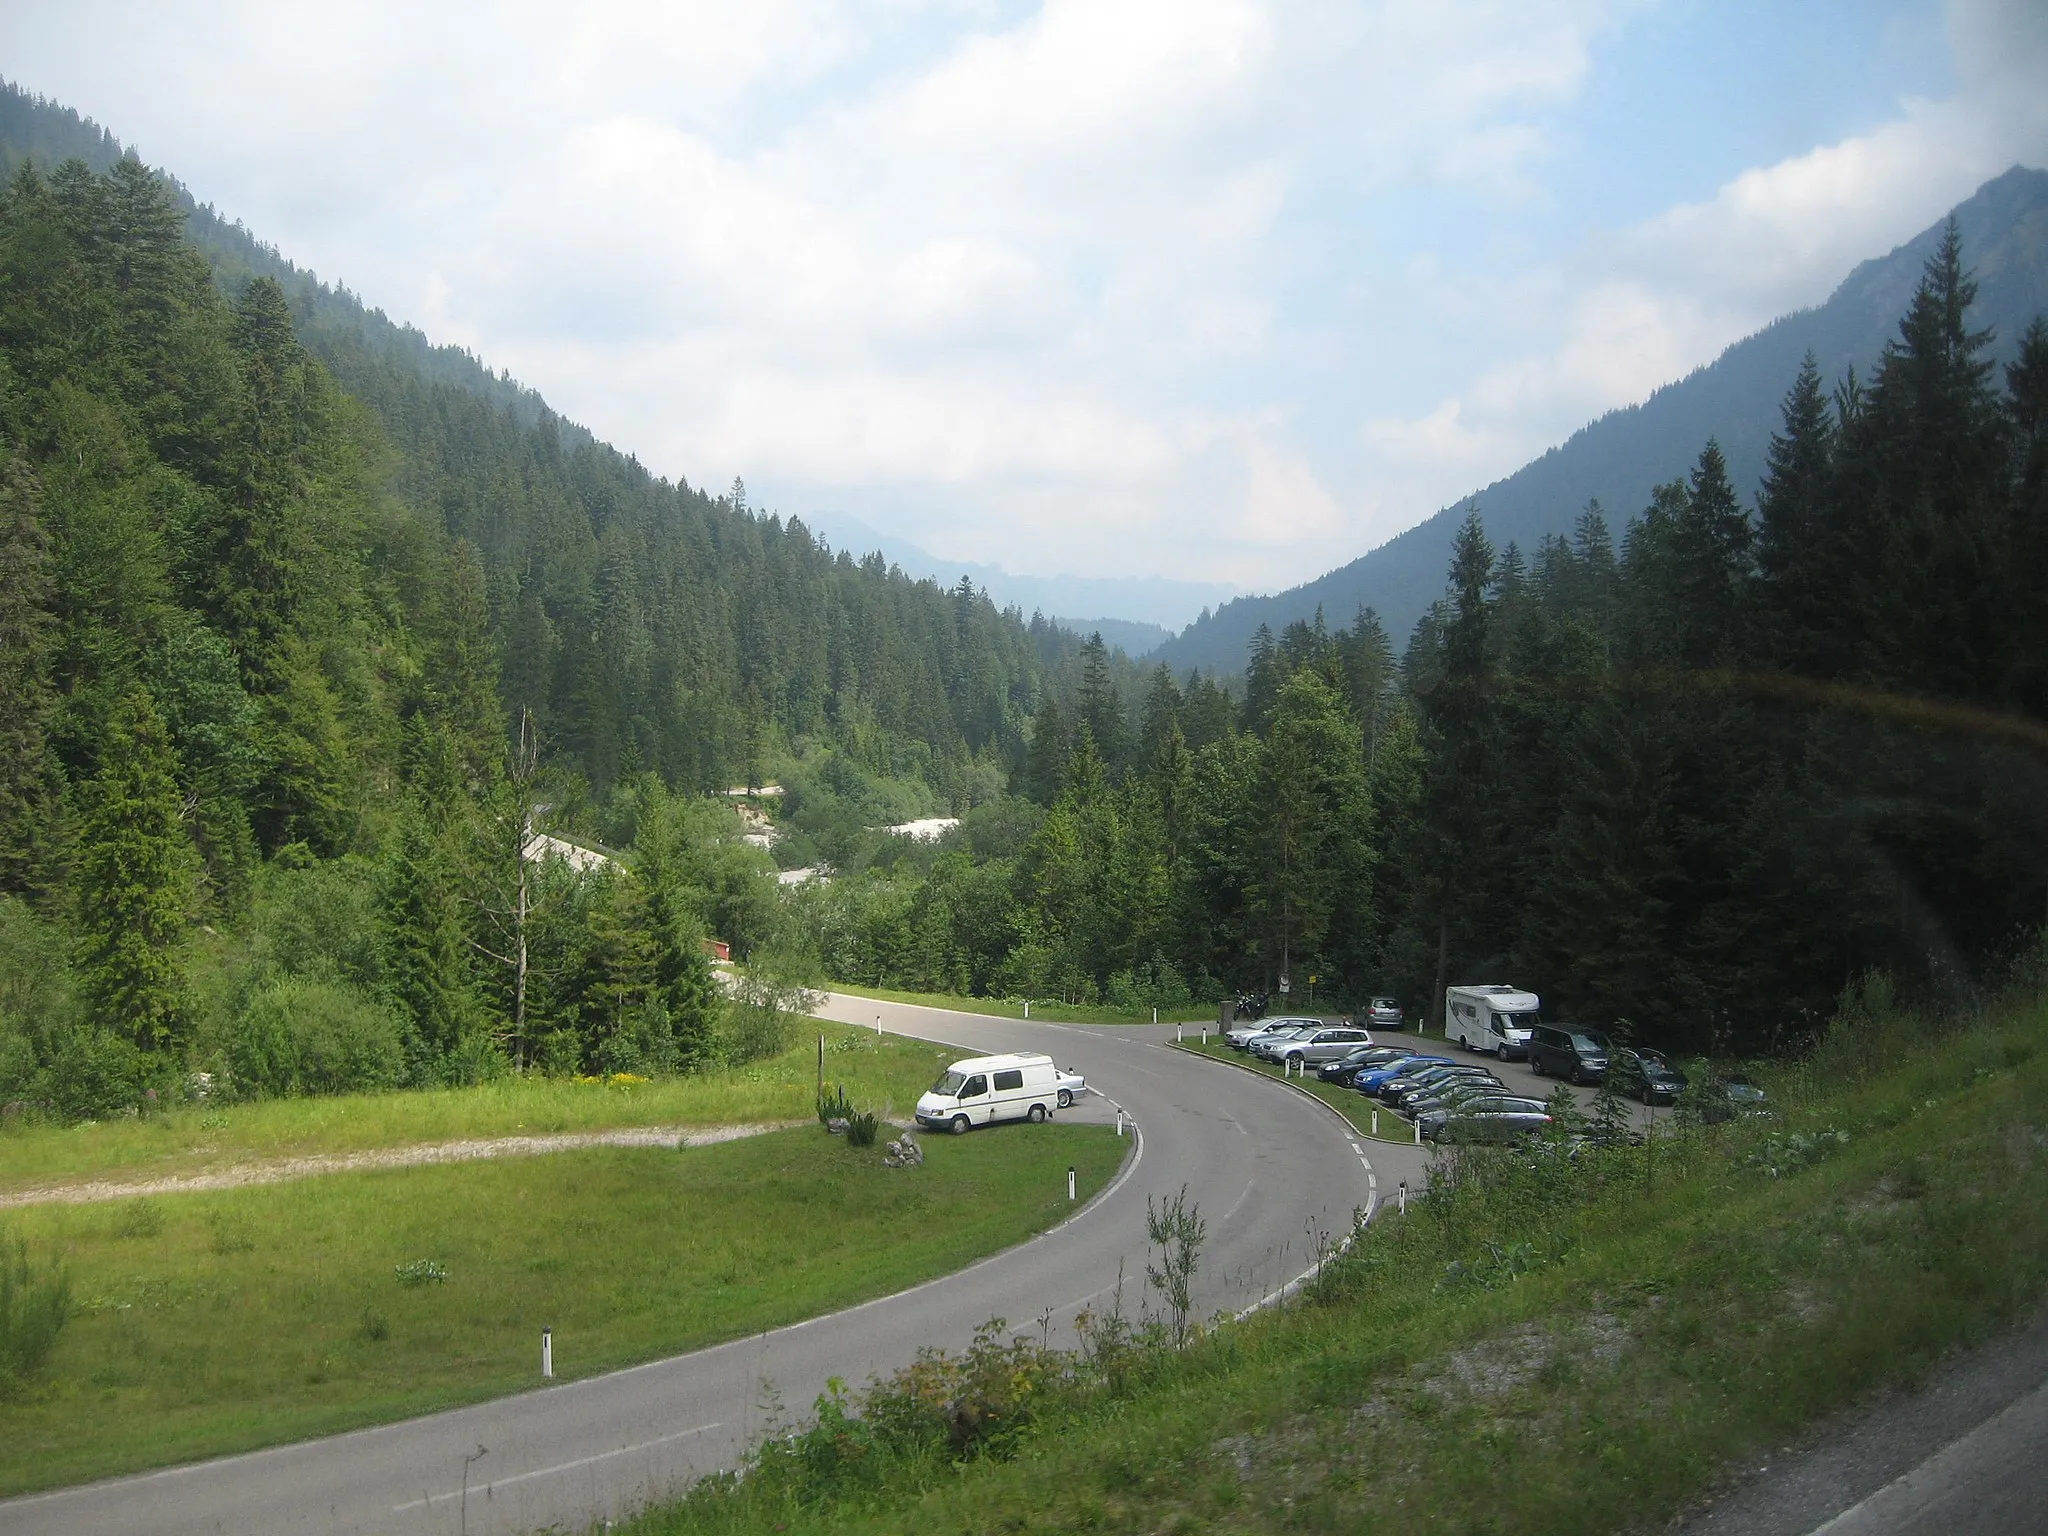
top-left (915, 1052), bottom-right (1060, 1134)
top-left (1444, 984), bottom-right (1541, 1060)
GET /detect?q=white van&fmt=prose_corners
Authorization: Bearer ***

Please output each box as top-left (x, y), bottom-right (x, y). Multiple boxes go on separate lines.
top-left (915, 1052), bottom-right (1060, 1134)
top-left (1444, 984), bottom-right (1542, 1060)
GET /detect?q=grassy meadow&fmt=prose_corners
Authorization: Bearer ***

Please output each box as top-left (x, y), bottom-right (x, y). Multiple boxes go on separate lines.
top-left (0, 1121), bottom-right (1127, 1495)
top-left (620, 971), bottom-right (2048, 1536)
top-left (0, 1022), bottom-right (948, 1195)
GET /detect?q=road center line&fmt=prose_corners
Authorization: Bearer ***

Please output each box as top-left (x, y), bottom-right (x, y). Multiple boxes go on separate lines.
top-left (391, 1421), bottom-right (724, 1512)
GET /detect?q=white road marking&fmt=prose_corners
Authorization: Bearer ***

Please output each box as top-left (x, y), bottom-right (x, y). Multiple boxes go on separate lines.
top-left (1220, 1179), bottom-right (1256, 1225)
top-left (391, 1421), bottom-right (723, 1512)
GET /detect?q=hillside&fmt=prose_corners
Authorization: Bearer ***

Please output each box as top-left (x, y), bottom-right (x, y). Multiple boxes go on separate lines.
top-left (1156, 164), bottom-right (2048, 675)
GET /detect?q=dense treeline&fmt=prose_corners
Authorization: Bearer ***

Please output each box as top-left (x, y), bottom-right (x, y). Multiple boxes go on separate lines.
top-left (1, 138), bottom-right (2042, 1114)
top-left (794, 227), bottom-right (2048, 1053)
top-left (0, 152), bottom-right (1131, 1115)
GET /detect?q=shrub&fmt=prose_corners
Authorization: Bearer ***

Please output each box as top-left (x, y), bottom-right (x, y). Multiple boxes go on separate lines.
top-left (226, 976), bottom-right (405, 1098)
top-left (0, 1231), bottom-right (70, 1395)
top-left (43, 1027), bottom-right (145, 1121)
top-left (845, 1109), bottom-right (880, 1147)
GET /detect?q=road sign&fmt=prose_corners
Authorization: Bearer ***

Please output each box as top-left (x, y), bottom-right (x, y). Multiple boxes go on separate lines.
top-left (1278, 975), bottom-right (1290, 993)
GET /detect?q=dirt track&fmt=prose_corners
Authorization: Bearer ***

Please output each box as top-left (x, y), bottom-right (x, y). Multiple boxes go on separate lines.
top-left (0, 1119), bottom-right (805, 1209)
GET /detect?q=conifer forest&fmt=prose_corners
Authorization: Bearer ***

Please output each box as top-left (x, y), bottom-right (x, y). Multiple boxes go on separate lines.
top-left (2, 145), bottom-right (2046, 1117)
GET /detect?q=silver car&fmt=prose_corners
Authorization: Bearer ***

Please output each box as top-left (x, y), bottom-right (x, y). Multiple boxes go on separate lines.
top-left (1367, 996), bottom-right (1403, 1029)
top-left (1269, 1026), bottom-right (1376, 1068)
top-left (1229, 1016), bottom-right (1322, 1051)
top-left (1054, 1066), bottom-right (1086, 1109)
top-left (1249, 1023), bottom-right (1331, 1060)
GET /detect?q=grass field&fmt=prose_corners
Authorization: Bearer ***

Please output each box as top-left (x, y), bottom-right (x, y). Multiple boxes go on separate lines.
top-left (0, 1121), bottom-right (1127, 1496)
top-left (823, 980), bottom-right (1216, 1027)
top-left (0, 1022), bottom-right (949, 1196)
top-left (619, 971), bottom-right (2048, 1536)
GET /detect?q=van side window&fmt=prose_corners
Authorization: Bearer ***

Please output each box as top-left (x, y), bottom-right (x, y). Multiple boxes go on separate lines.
top-left (993, 1069), bottom-right (1023, 1091)
top-left (959, 1075), bottom-right (987, 1099)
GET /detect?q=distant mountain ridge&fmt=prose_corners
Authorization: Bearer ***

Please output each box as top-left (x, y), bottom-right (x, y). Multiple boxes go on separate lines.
top-left (802, 511), bottom-right (1234, 635)
top-left (1154, 165), bottom-right (2048, 676)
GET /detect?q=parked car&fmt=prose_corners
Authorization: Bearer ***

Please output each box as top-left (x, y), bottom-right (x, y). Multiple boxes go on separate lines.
top-left (1367, 996), bottom-right (1404, 1030)
top-left (1380, 1062), bottom-right (1498, 1103)
top-left (1688, 1069), bottom-right (1768, 1122)
top-left (1419, 1095), bottom-right (1554, 1143)
top-left (1388, 1066), bottom-right (1502, 1108)
top-left (1353, 1055), bottom-right (1454, 1095)
top-left (1609, 1047), bottom-right (1687, 1105)
top-left (1316, 1045), bottom-right (1408, 1083)
top-left (1272, 1026), bottom-right (1376, 1067)
top-left (1526, 1024), bottom-right (1612, 1084)
top-left (1405, 1079), bottom-right (1512, 1117)
top-left (1251, 1024), bottom-right (1326, 1061)
top-left (1226, 1015), bottom-right (1318, 1050)
top-left (1054, 1066), bottom-right (1087, 1109)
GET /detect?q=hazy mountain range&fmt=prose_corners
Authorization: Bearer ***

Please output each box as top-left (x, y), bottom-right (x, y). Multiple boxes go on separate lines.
top-left (1153, 164), bottom-right (2048, 676)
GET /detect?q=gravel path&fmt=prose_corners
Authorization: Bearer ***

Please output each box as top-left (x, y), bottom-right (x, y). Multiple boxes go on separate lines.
top-left (0, 1120), bottom-right (806, 1209)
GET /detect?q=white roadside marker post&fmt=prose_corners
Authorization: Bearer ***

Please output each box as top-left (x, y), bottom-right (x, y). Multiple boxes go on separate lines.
top-left (1371, 1108), bottom-right (1379, 1136)
top-left (1414, 1119), bottom-right (1422, 1146)
top-left (1398, 1181), bottom-right (1408, 1215)
top-left (542, 1328), bottom-right (553, 1380)
top-left (1067, 1166), bottom-right (1076, 1201)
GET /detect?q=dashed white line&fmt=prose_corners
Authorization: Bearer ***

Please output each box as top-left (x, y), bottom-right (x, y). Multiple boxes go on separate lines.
top-left (391, 1421), bottom-right (723, 1513)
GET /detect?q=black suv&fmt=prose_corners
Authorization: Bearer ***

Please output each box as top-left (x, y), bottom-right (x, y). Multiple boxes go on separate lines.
top-left (1526, 1024), bottom-right (1610, 1084)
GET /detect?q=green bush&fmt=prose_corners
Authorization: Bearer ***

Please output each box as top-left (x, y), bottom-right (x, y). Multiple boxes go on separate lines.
top-left (43, 1028), bottom-right (145, 1121)
top-left (0, 1231), bottom-right (70, 1397)
top-left (845, 1109), bottom-right (879, 1147)
top-left (226, 976), bottom-right (405, 1098)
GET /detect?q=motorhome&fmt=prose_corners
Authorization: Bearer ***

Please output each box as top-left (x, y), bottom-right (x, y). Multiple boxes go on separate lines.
top-left (915, 1052), bottom-right (1060, 1134)
top-left (1444, 984), bottom-right (1541, 1060)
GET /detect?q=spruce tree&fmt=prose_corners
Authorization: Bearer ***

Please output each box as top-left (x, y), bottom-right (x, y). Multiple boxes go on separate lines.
top-left (73, 690), bottom-right (193, 1049)
top-left (0, 455), bottom-right (59, 897)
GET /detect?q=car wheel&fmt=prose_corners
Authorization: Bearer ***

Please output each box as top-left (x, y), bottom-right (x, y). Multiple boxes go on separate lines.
top-left (1642, 1087), bottom-right (1654, 1107)
top-left (1057, 1088), bottom-right (1074, 1109)
top-left (951, 1115), bottom-right (970, 1136)
top-left (1028, 1103), bottom-right (1048, 1124)
top-left (1530, 1056), bottom-right (1546, 1077)
top-left (1498, 1044), bottom-right (1511, 1062)
top-left (1568, 1063), bottom-right (1582, 1086)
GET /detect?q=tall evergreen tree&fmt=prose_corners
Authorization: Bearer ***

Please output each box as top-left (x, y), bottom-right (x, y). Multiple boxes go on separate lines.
top-left (72, 690), bottom-right (192, 1048)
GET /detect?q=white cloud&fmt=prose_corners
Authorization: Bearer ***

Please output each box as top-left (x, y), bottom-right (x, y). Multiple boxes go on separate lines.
top-left (5, 0), bottom-right (2043, 592)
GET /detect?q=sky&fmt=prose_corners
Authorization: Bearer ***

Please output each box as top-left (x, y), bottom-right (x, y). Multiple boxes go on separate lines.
top-left (6, 0), bottom-right (2047, 609)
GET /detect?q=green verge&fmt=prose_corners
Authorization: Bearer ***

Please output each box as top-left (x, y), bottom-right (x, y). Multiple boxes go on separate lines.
top-left (618, 977), bottom-right (2048, 1536)
top-left (0, 1122), bottom-right (1127, 1496)
top-left (0, 1022), bottom-right (938, 1195)
top-left (1170, 1038), bottom-right (1421, 1142)
top-left (823, 980), bottom-right (1215, 1027)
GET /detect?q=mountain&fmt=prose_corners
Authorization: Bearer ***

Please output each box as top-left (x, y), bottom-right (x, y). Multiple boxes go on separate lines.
top-left (802, 511), bottom-right (1235, 635)
top-left (1049, 618), bottom-right (1171, 659)
top-left (1154, 165), bottom-right (2048, 676)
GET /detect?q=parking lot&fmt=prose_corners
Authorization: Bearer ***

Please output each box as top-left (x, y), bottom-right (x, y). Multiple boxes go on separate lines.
top-left (1189, 1015), bottom-right (1680, 1140)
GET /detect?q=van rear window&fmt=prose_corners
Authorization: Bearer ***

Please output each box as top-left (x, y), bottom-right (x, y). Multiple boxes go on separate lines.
top-left (993, 1069), bottom-right (1023, 1091)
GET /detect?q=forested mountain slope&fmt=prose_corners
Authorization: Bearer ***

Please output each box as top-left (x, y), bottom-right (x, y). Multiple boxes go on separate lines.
top-left (1158, 165), bottom-right (2048, 674)
top-left (0, 82), bottom-right (1105, 807)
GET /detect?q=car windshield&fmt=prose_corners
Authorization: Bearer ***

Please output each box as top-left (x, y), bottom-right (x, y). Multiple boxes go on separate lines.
top-left (931, 1070), bottom-right (966, 1096)
top-left (1500, 1011), bottom-right (1540, 1031)
top-left (1572, 1032), bottom-right (1610, 1051)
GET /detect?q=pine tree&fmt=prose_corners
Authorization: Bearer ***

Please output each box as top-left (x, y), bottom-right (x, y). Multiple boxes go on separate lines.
top-left (72, 690), bottom-right (193, 1049)
top-left (381, 810), bottom-right (474, 1071)
top-left (0, 455), bottom-right (60, 896)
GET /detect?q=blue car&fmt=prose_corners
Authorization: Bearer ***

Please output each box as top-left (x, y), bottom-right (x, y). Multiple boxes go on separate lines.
top-left (1352, 1054), bottom-right (1453, 1094)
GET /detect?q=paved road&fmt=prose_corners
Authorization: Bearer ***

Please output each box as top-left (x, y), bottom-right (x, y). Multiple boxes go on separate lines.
top-left (2, 997), bottom-right (1397, 1536)
top-left (1678, 1308), bottom-right (2048, 1536)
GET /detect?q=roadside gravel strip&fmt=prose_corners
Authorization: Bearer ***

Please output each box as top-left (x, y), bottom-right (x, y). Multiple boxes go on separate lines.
top-left (0, 1121), bottom-right (803, 1209)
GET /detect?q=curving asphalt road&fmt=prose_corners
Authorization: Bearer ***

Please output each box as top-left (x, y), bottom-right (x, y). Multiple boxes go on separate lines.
top-left (2, 996), bottom-right (1408, 1536)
